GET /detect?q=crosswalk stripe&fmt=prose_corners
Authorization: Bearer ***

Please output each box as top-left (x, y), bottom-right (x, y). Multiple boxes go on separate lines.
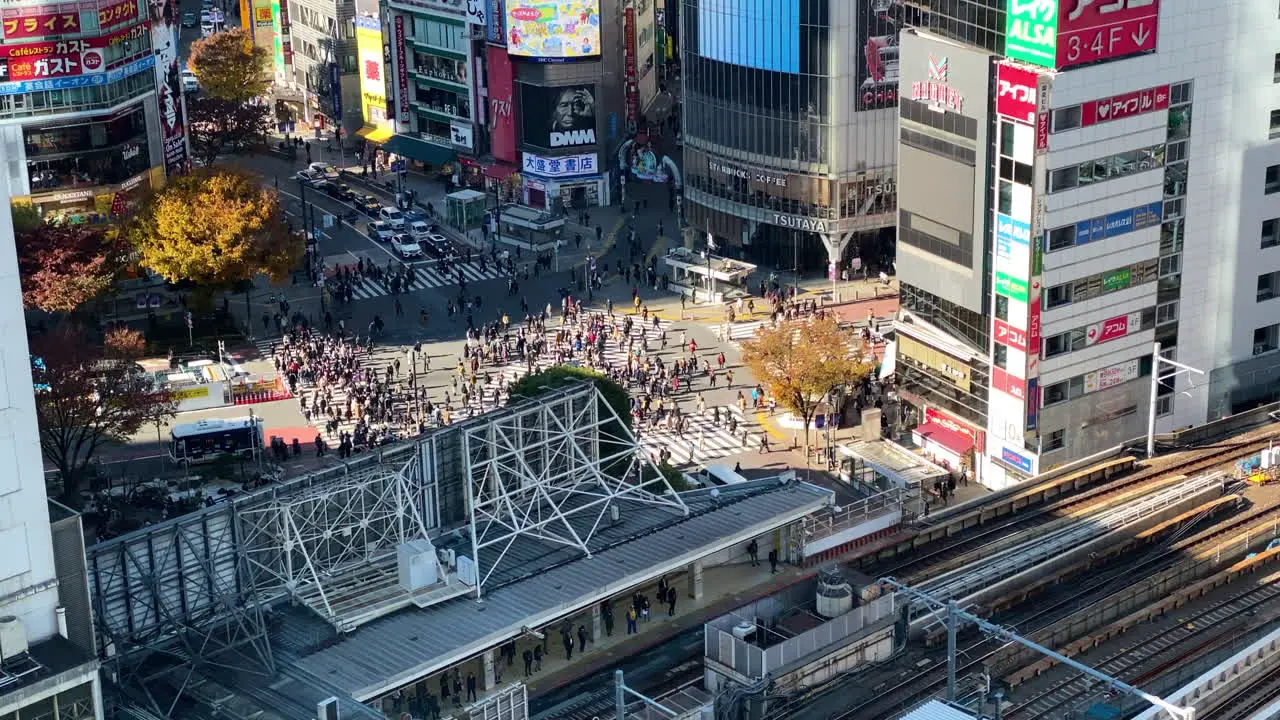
top-left (333, 264), bottom-right (511, 301)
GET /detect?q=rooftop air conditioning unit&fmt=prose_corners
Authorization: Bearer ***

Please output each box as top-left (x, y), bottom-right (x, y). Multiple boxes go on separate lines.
top-left (397, 539), bottom-right (439, 592)
top-left (0, 616), bottom-right (29, 661)
top-left (731, 620), bottom-right (755, 640)
top-left (815, 568), bottom-right (854, 619)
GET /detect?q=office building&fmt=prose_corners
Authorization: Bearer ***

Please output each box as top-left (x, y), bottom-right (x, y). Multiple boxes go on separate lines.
top-left (0, 0), bottom-right (187, 221)
top-left (894, 0), bottom-right (1280, 487)
top-left (679, 0), bottom-right (905, 273)
top-left (0, 171), bottom-right (104, 719)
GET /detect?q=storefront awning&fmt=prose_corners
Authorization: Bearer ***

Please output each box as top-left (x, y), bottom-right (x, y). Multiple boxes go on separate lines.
top-left (382, 134), bottom-right (456, 166)
top-left (913, 421), bottom-right (973, 457)
top-left (483, 163), bottom-right (517, 181)
top-left (357, 125), bottom-right (393, 143)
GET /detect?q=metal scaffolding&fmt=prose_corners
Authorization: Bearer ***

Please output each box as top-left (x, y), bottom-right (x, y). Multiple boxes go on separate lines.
top-left (463, 385), bottom-right (689, 592)
top-left (238, 456), bottom-right (439, 626)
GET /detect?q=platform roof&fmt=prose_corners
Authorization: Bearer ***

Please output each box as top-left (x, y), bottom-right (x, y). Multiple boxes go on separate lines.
top-left (279, 479), bottom-right (831, 702)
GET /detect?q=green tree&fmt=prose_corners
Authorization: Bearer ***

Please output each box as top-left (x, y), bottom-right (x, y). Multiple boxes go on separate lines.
top-left (188, 28), bottom-right (271, 103)
top-left (741, 316), bottom-right (874, 451)
top-left (129, 168), bottom-right (300, 286)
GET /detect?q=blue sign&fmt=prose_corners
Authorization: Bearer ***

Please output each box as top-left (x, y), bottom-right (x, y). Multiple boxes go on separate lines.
top-left (486, 0), bottom-right (506, 44)
top-left (1002, 447), bottom-right (1034, 474)
top-left (1074, 202), bottom-right (1162, 246)
top-left (997, 214), bottom-right (1031, 246)
top-left (0, 55), bottom-right (155, 97)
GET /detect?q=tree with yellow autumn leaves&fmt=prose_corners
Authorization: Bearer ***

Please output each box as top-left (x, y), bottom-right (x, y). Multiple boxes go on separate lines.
top-left (129, 168), bottom-right (300, 286)
top-left (188, 28), bottom-right (271, 103)
top-left (740, 315), bottom-right (874, 452)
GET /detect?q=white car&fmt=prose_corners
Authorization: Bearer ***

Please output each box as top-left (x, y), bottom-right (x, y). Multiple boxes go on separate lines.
top-left (367, 221), bottom-right (394, 242)
top-left (180, 69), bottom-right (199, 93)
top-left (378, 206), bottom-right (405, 229)
top-left (391, 234), bottom-right (423, 258)
top-left (425, 231), bottom-right (448, 245)
top-left (295, 169), bottom-right (320, 185)
top-left (308, 162), bottom-right (339, 180)
top-left (408, 220), bottom-right (432, 239)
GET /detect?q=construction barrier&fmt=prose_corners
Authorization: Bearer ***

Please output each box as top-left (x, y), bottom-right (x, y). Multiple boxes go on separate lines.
top-left (230, 375), bottom-right (292, 405)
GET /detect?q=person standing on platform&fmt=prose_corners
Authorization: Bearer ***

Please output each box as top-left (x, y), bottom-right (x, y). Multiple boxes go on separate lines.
top-left (533, 645), bottom-right (543, 671)
top-left (626, 605), bottom-right (638, 634)
top-left (667, 586), bottom-right (678, 616)
top-left (523, 648), bottom-right (534, 677)
top-left (768, 548), bottom-right (779, 574)
top-left (747, 539), bottom-right (759, 566)
top-left (439, 675), bottom-right (450, 707)
top-left (577, 624), bottom-right (589, 654)
top-left (563, 631), bottom-right (575, 660)
top-left (466, 672), bottom-right (477, 702)
top-left (603, 601), bottom-right (615, 636)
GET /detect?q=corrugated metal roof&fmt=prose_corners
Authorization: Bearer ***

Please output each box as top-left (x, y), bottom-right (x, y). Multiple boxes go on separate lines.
top-left (897, 700), bottom-right (979, 720)
top-left (285, 481), bottom-right (830, 702)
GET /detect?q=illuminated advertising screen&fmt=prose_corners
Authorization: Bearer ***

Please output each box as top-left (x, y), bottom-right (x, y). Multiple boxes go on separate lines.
top-left (355, 16), bottom-right (390, 129)
top-left (150, 0), bottom-right (188, 175)
top-left (519, 83), bottom-right (596, 149)
top-left (506, 0), bottom-right (600, 62)
top-left (855, 0), bottom-right (916, 111)
top-left (696, 0), bottom-right (798, 73)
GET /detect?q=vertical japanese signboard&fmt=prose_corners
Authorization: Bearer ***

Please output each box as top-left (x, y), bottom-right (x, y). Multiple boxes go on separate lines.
top-left (623, 5), bottom-right (638, 130)
top-left (393, 14), bottom-right (409, 125)
top-left (151, 0), bottom-right (188, 175)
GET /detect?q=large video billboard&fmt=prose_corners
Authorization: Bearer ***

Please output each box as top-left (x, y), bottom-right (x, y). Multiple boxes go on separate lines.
top-left (355, 15), bottom-right (389, 129)
top-left (695, 0), bottom-right (798, 73)
top-left (150, 0), bottom-right (188, 175)
top-left (855, 0), bottom-right (907, 110)
top-left (506, 0), bottom-right (600, 62)
top-left (519, 83), bottom-right (596, 149)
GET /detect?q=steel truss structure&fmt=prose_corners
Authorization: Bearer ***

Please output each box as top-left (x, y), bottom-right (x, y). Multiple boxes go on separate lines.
top-left (88, 507), bottom-right (275, 718)
top-left (238, 456), bottom-right (439, 627)
top-left (463, 385), bottom-right (688, 591)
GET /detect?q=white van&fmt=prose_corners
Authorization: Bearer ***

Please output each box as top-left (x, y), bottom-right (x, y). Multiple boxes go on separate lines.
top-left (378, 206), bottom-right (405, 229)
top-left (686, 464), bottom-right (748, 488)
top-left (408, 220), bottom-right (432, 239)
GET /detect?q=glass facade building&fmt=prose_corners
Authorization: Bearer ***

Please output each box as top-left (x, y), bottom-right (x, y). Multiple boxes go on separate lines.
top-left (680, 0), bottom-right (908, 273)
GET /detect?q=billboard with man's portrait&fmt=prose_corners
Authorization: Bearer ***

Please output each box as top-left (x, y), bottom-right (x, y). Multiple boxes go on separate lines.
top-left (519, 83), bottom-right (597, 149)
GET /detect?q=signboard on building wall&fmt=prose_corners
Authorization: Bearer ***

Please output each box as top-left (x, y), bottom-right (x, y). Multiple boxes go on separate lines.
top-left (994, 318), bottom-right (1027, 352)
top-left (393, 15), bottom-right (409, 123)
top-left (97, 0), bottom-right (139, 31)
top-left (1004, 0), bottom-right (1058, 68)
top-left (1084, 358), bottom-right (1141, 393)
top-left (151, 0), bottom-right (187, 175)
top-left (992, 366), bottom-right (1026, 402)
top-left (924, 407), bottom-right (984, 451)
top-left (1073, 202), bottom-right (1163, 245)
top-left (1, 10), bottom-right (80, 41)
top-left (486, 0), bottom-right (505, 43)
top-left (506, 0), bottom-right (601, 62)
top-left (252, 0), bottom-right (273, 28)
top-left (486, 45), bottom-right (517, 163)
top-left (995, 271), bottom-right (1029, 303)
top-left (910, 55), bottom-right (965, 112)
top-left (1085, 311), bottom-right (1143, 346)
top-left (356, 16), bottom-right (390, 129)
top-left (1056, 0), bottom-right (1159, 70)
top-left (0, 25), bottom-right (146, 84)
top-left (1081, 84), bottom-right (1170, 126)
top-left (623, 6), bottom-right (638, 129)
top-left (898, 335), bottom-right (972, 393)
top-left (995, 61), bottom-right (1038, 123)
top-left (854, 0), bottom-right (906, 110)
top-left (522, 151), bottom-right (597, 178)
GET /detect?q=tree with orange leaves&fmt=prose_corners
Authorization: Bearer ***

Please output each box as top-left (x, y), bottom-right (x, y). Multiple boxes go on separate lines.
top-left (188, 28), bottom-right (271, 103)
top-left (129, 168), bottom-right (301, 286)
top-left (740, 315), bottom-right (874, 451)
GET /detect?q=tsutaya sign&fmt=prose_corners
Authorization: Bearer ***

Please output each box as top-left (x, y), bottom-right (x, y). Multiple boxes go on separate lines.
top-left (910, 55), bottom-right (964, 112)
top-left (772, 213), bottom-right (829, 233)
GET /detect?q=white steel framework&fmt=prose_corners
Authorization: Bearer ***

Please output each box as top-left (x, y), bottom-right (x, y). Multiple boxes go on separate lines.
top-left (238, 456), bottom-right (438, 626)
top-left (463, 385), bottom-right (688, 592)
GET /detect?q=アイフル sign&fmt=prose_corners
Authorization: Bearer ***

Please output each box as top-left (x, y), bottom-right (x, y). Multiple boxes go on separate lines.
top-left (1057, 0), bottom-right (1160, 70)
top-left (995, 61), bottom-right (1038, 124)
top-left (1081, 83), bottom-right (1170, 126)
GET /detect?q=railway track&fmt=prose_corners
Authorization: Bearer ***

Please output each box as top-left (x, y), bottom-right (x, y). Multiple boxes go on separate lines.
top-left (883, 430), bottom-right (1280, 584)
top-left (1003, 581), bottom-right (1280, 718)
top-left (1199, 661), bottom-right (1280, 720)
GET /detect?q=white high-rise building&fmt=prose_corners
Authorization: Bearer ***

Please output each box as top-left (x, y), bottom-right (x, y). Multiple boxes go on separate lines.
top-left (0, 171), bottom-right (103, 718)
top-left (891, 0), bottom-right (1280, 487)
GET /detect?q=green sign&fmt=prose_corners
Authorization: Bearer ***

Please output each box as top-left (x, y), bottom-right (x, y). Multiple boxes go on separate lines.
top-left (271, 0), bottom-right (285, 75)
top-left (1005, 0), bottom-right (1058, 69)
top-left (1102, 268), bottom-right (1132, 293)
top-left (996, 271), bottom-right (1030, 303)
top-left (1032, 234), bottom-right (1043, 276)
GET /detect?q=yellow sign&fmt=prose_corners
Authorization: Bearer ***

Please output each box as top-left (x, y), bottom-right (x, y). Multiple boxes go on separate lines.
top-left (898, 335), bottom-right (972, 393)
top-left (355, 20), bottom-right (391, 131)
top-left (169, 386), bottom-right (211, 402)
top-left (253, 0), bottom-right (272, 27)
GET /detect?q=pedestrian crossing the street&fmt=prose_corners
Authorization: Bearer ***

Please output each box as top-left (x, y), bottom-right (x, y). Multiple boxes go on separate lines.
top-left (634, 408), bottom-right (751, 466)
top-left (335, 261), bottom-right (511, 301)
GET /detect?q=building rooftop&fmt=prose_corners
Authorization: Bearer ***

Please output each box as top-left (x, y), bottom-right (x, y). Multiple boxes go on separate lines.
top-left (271, 479), bottom-right (831, 703)
top-left (0, 636), bottom-right (97, 707)
top-left (897, 700), bottom-right (978, 720)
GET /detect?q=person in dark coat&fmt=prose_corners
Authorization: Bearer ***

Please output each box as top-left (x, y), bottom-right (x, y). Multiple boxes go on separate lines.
top-left (563, 631), bottom-right (575, 660)
top-left (577, 624), bottom-right (589, 653)
top-left (533, 645), bottom-right (543, 671)
top-left (439, 674), bottom-right (450, 705)
top-left (667, 586), bottom-right (678, 616)
top-left (747, 539), bottom-right (759, 566)
top-left (466, 671), bottom-right (477, 702)
top-left (523, 648), bottom-right (534, 676)
top-left (768, 548), bottom-right (779, 574)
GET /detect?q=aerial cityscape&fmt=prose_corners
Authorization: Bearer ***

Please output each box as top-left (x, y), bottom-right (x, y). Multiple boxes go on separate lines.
top-left (1, 0), bottom-right (1280, 719)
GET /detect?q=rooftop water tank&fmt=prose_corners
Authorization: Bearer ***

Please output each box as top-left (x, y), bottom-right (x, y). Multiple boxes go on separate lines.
top-left (815, 568), bottom-right (854, 618)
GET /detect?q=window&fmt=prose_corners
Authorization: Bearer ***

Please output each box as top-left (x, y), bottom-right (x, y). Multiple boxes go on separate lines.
top-left (1264, 218), bottom-right (1280, 249)
top-left (1048, 225), bottom-right (1076, 251)
top-left (1043, 429), bottom-right (1066, 452)
top-left (1053, 106), bottom-right (1082, 132)
top-left (1268, 164), bottom-right (1280, 195)
top-left (1044, 333), bottom-right (1070, 358)
top-left (1000, 121), bottom-right (1015, 156)
top-left (1271, 110), bottom-right (1280, 140)
top-left (1157, 301), bottom-right (1179, 324)
top-left (1159, 253), bottom-right (1182, 277)
top-left (1166, 140), bottom-right (1187, 164)
top-left (995, 294), bottom-right (1009, 321)
top-left (1156, 395), bottom-right (1173, 417)
top-left (993, 343), bottom-right (1008, 369)
top-left (1045, 283), bottom-right (1073, 308)
top-left (1043, 376), bottom-right (1085, 407)
top-left (1274, 52), bottom-right (1280, 82)
top-left (998, 180), bottom-right (1013, 214)
top-left (1169, 82), bottom-right (1193, 105)
top-left (1259, 272), bottom-right (1279, 302)
top-left (1255, 323), bottom-right (1280, 355)
top-left (1050, 165), bottom-right (1079, 192)
top-left (1049, 144), bottom-right (1166, 193)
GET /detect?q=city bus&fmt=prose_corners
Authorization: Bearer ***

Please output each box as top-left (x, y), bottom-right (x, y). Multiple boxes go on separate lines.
top-left (169, 417), bottom-right (264, 464)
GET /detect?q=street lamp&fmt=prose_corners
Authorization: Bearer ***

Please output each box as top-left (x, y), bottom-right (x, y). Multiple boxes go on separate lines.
top-left (1146, 341), bottom-right (1203, 458)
